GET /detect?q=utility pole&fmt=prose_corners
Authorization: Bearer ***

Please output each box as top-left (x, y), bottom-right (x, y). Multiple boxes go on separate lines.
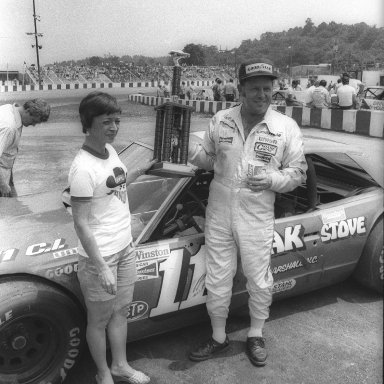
top-left (26, 0), bottom-right (43, 85)
top-left (288, 45), bottom-right (292, 84)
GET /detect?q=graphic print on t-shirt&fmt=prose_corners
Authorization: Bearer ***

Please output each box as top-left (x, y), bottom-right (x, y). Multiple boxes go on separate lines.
top-left (106, 167), bottom-right (127, 203)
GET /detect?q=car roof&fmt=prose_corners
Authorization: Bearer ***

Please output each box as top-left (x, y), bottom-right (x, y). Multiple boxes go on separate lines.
top-left (190, 131), bottom-right (383, 188)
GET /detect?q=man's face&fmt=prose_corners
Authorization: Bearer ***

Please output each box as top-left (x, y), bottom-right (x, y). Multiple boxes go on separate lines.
top-left (240, 76), bottom-right (273, 115)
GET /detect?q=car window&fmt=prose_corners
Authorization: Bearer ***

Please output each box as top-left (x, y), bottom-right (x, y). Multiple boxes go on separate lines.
top-left (313, 152), bottom-right (377, 185)
top-left (119, 142), bottom-right (180, 241)
top-left (128, 175), bottom-right (179, 240)
top-left (148, 171), bottom-right (212, 241)
top-left (364, 87), bottom-right (384, 99)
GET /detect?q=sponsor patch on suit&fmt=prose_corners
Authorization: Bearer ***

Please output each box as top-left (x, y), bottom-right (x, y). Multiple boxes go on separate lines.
top-left (254, 142), bottom-right (278, 155)
top-left (219, 136), bottom-right (234, 144)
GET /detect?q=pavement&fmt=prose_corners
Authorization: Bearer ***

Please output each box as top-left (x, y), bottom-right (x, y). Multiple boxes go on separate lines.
top-left (1, 90), bottom-right (382, 384)
top-left (66, 279), bottom-right (382, 384)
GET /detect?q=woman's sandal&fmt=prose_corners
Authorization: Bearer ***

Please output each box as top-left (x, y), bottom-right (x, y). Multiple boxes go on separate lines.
top-left (111, 370), bottom-right (150, 384)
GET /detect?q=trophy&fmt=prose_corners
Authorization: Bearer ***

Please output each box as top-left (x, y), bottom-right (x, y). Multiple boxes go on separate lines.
top-left (148, 50), bottom-right (196, 177)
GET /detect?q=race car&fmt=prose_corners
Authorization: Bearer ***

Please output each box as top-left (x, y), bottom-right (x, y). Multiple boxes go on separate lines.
top-left (360, 86), bottom-right (384, 110)
top-left (0, 134), bottom-right (382, 384)
top-left (363, 86), bottom-right (384, 100)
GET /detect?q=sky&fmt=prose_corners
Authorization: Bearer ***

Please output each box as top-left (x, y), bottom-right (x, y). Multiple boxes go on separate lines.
top-left (1, 0), bottom-right (383, 71)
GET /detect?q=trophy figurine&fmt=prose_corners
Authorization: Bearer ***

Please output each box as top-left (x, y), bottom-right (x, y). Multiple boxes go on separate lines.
top-left (148, 50), bottom-right (196, 177)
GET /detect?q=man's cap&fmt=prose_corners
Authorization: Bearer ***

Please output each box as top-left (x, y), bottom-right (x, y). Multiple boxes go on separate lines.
top-left (238, 58), bottom-right (278, 81)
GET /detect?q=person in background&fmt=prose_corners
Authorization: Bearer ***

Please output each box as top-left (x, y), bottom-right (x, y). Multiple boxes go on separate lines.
top-left (345, 73), bottom-right (364, 109)
top-left (196, 89), bottom-right (207, 100)
top-left (69, 92), bottom-right (154, 384)
top-left (0, 98), bottom-right (50, 197)
top-left (179, 81), bottom-right (186, 99)
top-left (292, 80), bottom-right (302, 91)
top-left (212, 78), bottom-right (223, 101)
top-left (304, 79), bottom-right (316, 107)
top-left (285, 91), bottom-right (304, 106)
top-left (329, 90), bottom-right (340, 109)
top-left (346, 73), bottom-right (364, 95)
top-left (186, 81), bottom-right (196, 100)
top-left (310, 80), bottom-right (330, 108)
top-left (223, 78), bottom-right (237, 102)
top-left (335, 78), bottom-right (342, 92)
top-left (156, 83), bottom-right (164, 98)
top-left (337, 76), bottom-right (356, 110)
top-left (188, 58), bottom-right (307, 367)
top-left (163, 81), bottom-right (171, 98)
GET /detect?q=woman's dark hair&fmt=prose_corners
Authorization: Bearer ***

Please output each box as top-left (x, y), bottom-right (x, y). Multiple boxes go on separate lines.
top-left (79, 92), bottom-right (121, 133)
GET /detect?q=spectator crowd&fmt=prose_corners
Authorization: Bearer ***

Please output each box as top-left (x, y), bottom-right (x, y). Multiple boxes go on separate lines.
top-left (25, 62), bottom-right (234, 86)
top-left (284, 73), bottom-right (367, 110)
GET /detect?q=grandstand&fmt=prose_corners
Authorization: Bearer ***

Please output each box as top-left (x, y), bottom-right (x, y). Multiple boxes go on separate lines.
top-left (21, 62), bottom-right (234, 86)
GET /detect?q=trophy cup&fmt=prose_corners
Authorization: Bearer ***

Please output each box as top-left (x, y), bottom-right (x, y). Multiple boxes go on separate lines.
top-left (148, 50), bottom-right (196, 177)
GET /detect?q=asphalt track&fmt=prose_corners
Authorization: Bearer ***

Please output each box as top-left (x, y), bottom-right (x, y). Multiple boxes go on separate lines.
top-left (1, 89), bottom-right (383, 384)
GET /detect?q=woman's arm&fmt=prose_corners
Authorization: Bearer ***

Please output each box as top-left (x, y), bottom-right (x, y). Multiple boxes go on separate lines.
top-left (71, 198), bottom-right (117, 295)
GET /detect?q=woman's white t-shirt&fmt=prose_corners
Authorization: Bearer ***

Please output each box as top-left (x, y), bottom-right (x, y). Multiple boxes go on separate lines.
top-left (69, 143), bottom-right (132, 257)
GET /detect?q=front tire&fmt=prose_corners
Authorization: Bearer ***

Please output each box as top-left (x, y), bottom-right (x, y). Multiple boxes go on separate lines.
top-left (0, 278), bottom-right (86, 384)
top-left (353, 219), bottom-right (383, 294)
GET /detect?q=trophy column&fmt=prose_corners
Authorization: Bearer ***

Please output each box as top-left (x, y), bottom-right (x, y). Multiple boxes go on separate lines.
top-left (171, 66), bottom-right (182, 97)
top-left (149, 49), bottom-right (195, 177)
top-left (150, 102), bottom-right (195, 177)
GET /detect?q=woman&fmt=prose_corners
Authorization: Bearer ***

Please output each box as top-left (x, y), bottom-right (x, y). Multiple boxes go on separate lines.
top-left (69, 91), bottom-right (154, 384)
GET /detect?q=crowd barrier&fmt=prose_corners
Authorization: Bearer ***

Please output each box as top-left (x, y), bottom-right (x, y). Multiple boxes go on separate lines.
top-left (128, 94), bottom-right (384, 138)
top-left (0, 79), bottom-right (215, 93)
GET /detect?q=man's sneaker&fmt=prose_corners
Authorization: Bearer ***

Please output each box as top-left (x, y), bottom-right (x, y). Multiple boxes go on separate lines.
top-left (246, 337), bottom-right (267, 366)
top-left (189, 336), bottom-right (229, 361)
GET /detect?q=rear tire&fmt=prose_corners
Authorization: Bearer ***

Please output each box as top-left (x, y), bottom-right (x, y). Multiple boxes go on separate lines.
top-left (0, 278), bottom-right (86, 384)
top-left (353, 220), bottom-right (383, 294)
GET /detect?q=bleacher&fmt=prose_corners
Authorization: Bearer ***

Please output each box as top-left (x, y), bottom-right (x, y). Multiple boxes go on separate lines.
top-left (22, 62), bottom-right (234, 86)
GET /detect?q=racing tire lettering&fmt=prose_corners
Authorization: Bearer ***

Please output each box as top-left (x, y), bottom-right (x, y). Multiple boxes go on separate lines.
top-left (0, 278), bottom-right (86, 384)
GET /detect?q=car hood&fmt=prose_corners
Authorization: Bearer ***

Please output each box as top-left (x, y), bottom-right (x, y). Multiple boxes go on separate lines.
top-left (1, 189), bottom-right (66, 218)
top-left (0, 189), bottom-right (75, 250)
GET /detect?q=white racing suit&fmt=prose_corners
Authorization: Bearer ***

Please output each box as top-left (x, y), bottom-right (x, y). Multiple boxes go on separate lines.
top-left (188, 105), bottom-right (307, 321)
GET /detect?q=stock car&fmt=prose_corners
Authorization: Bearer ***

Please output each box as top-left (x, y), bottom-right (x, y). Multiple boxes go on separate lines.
top-left (363, 86), bottom-right (384, 100)
top-left (0, 133), bottom-right (383, 384)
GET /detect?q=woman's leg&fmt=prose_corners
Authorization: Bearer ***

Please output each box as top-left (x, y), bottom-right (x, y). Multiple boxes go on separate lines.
top-left (108, 307), bottom-right (149, 383)
top-left (108, 246), bottom-right (149, 383)
top-left (107, 305), bottom-right (136, 375)
top-left (86, 299), bottom-right (115, 384)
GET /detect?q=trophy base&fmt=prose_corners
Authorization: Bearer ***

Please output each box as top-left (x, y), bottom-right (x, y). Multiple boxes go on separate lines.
top-left (148, 161), bottom-right (196, 178)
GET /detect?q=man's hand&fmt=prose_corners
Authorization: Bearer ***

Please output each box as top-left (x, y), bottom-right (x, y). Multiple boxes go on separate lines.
top-left (247, 173), bottom-right (272, 192)
top-left (98, 267), bottom-right (117, 295)
top-left (0, 183), bottom-right (11, 197)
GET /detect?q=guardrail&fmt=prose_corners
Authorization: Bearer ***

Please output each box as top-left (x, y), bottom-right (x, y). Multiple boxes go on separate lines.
top-left (128, 94), bottom-right (384, 139)
top-left (0, 79), bottom-right (215, 93)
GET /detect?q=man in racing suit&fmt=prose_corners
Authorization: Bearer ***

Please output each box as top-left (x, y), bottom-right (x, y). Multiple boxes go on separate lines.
top-left (188, 58), bottom-right (307, 366)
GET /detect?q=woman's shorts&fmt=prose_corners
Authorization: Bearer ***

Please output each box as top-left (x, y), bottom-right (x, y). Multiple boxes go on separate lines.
top-left (77, 243), bottom-right (137, 304)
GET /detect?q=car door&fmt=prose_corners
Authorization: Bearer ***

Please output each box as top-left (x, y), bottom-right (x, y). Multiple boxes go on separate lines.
top-left (272, 208), bottom-right (327, 298)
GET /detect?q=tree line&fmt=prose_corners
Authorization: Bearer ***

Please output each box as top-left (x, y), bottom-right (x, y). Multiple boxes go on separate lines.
top-left (53, 19), bottom-right (383, 73)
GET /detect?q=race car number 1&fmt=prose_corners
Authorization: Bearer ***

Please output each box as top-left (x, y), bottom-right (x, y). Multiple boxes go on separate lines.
top-left (150, 246), bottom-right (207, 317)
